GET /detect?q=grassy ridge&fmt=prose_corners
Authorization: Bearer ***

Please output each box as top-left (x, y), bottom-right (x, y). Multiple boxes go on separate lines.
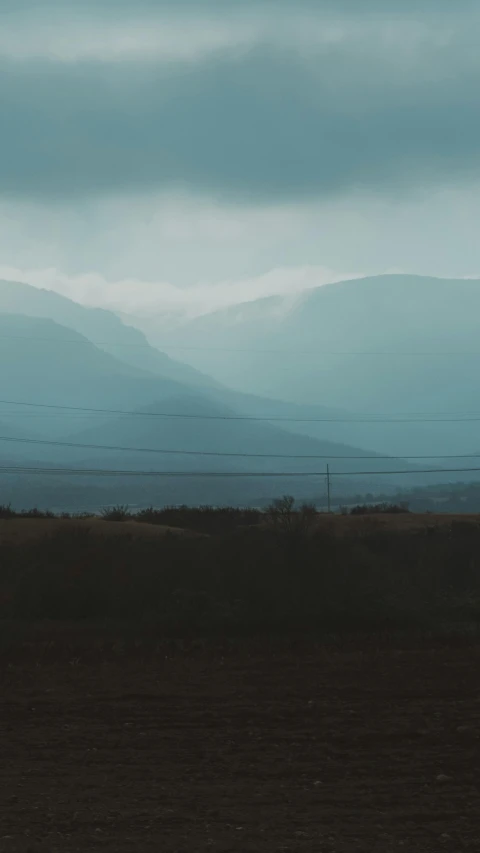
top-left (0, 504), bottom-right (479, 637)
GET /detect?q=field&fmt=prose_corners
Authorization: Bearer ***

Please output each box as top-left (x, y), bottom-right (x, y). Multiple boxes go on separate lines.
top-left (321, 512), bottom-right (480, 532)
top-left (1, 511), bottom-right (479, 547)
top-left (1, 508), bottom-right (480, 633)
top-left (1, 637), bottom-right (479, 852)
top-left (0, 517), bottom-right (205, 546)
top-left (1, 508), bottom-right (480, 850)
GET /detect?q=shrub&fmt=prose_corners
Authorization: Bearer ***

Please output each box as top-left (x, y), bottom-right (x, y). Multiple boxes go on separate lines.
top-left (350, 502), bottom-right (410, 515)
top-left (19, 507), bottom-right (55, 519)
top-left (135, 505), bottom-right (261, 535)
top-left (266, 496), bottom-right (317, 537)
top-left (0, 519), bottom-right (479, 636)
top-left (101, 504), bottom-right (131, 522)
top-left (0, 503), bottom-right (15, 520)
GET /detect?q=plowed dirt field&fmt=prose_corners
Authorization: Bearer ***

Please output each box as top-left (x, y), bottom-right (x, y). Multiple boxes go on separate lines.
top-left (1, 641), bottom-right (479, 852)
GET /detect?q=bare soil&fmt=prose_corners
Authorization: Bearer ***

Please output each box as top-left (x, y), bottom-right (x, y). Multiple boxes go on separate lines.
top-left (1, 641), bottom-right (479, 852)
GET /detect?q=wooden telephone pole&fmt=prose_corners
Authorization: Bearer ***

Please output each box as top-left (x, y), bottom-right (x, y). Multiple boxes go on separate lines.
top-left (326, 464), bottom-right (331, 513)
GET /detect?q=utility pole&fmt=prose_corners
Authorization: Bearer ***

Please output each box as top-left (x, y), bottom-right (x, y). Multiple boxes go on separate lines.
top-left (326, 464), bottom-right (331, 513)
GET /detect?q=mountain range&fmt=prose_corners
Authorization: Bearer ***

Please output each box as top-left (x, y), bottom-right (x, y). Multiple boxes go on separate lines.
top-left (140, 274), bottom-right (480, 456)
top-left (1, 275), bottom-right (478, 510)
top-left (0, 279), bottom-right (216, 391)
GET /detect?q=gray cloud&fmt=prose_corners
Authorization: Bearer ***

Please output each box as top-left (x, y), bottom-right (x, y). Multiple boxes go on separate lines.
top-left (0, 2), bottom-right (479, 202)
top-left (2, 0), bottom-right (476, 11)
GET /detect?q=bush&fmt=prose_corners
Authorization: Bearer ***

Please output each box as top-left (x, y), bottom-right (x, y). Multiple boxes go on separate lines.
top-left (350, 502), bottom-right (410, 515)
top-left (101, 505), bottom-right (131, 522)
top-left (0, 518), bottom-right (479, 637)
top-left (135, 505), bottom-right (261, 535)
top-left (19, 507), bottom-right (55, 519)
top-left (0, 503), bottom-right (15, 520)
top-left (0, 503), bottom-right (479, 640)
top-left (266, 496), bottom-right (317, 537)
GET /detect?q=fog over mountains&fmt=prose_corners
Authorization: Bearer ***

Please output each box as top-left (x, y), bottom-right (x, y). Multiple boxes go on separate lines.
top-left (150, 274), bottom-right (480, 411)
top-left (1, 275), bottom-right (480, 510)
top-left (115, 274), bottom-right (480, 457)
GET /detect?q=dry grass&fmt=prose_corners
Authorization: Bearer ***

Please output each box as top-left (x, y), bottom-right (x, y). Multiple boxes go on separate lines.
top-left (1, 511), bottom-right (477, 547)
top-left (315, 512), bottom-right (480, 536)
top-left (0, 517), bottom-right (206, 546)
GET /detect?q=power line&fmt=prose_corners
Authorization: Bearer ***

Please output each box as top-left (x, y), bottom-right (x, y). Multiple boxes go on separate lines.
top-left (4, 407), bottom-right (480, 419)
top-left (2, 332), bottom-right (480, 357)
top-left (2, 433), bottom-right (480, 461)
top-left (1, 464), bottom-right (480, 478)
top-left (0, 333), bottom-right (153, 349)
top-left (2, 411), bottom-right (480, 424)
top-left (2, 399), bottom-right (480, 424)
top-left (150, 348), bottom-right (480, 357)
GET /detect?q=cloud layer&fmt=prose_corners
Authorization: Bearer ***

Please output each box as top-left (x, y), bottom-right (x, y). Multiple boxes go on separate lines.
top-left (1, 0), bottom-right (480, 315)
top-left (1, 1), bottom-right (479, 201)
top-left (0, 264), bottom-right (362, 316)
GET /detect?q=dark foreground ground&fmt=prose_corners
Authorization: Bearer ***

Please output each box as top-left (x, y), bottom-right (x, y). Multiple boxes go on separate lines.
top-left (1, 637), bottom-right (479, 852)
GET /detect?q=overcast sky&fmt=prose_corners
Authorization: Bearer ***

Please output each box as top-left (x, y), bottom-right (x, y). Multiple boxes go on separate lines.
top-left (0, 0), bottom-right (479, 315)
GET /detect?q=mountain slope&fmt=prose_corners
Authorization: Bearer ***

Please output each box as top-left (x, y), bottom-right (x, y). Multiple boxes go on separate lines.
top-left (143, 274), bottom-right (480, 454)
top-left (4, 275), bottom-right (478, 459)
top-left (0, 306), bottom-right (471, 507)
top-left (0, 278), bottom-right (217, 390)
top-left (0, 314), bottom-right (212, 439)
top-left (64, 395), bottom-right (412, 477)
top-left (0, 313), bottom-right (427, 495)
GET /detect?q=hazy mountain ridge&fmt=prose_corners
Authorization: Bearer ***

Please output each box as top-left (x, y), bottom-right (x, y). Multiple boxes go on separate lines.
top-left (64, 395), bottom-right (410, 476)
top-left (0, 314), bottom-right (412, 478)
top-left (0, 279), bottom-right (218, 391)
top-left (0, 314), bottom-right (216, 441)
top-left (0, 296), bottom-right (430, 509)
top-left (1, 276), bottom-right (477, 509)
top-left (140, 273), bottom-right (480, 455)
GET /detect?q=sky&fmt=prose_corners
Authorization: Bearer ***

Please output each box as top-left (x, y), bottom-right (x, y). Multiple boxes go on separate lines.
top-left (0, 0), bottom-right (480, 316)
